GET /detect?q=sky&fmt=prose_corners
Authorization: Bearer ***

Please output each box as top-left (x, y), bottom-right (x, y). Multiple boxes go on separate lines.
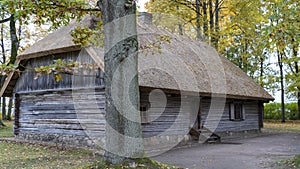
top-left (137, 0), bottom-right (149, 12)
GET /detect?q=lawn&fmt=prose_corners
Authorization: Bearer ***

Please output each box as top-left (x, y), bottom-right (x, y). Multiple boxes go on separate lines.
top-left (0, 141), bottom-right (180, 169)
top-left (0, 141), bottom-right (98, 169)
top-left (274, 154), bottom-right (300, 169)
top-left (0, 121), bottom-right (179, 168)
top-left (264, 120), bottom-right (300, 132)
top-left (0, 120), bottom-right (14, 138)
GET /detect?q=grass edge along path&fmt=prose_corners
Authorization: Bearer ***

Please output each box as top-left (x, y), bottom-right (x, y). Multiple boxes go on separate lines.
top-left (264, 120), bottom-right (300, 132)
top-left (0, 140), bottom-right (182, 169)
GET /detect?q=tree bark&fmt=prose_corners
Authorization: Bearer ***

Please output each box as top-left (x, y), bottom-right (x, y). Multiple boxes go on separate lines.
top-left (6, 97), bottom-right (12, 120)
top-left (202, 0), bottom-right (208, 38)
top-left (1, 14), bottom-right (6, 64)
top-left (260, 56), bottom-right (264, 87)
top-left (177, 5), bottom-right (183, 35)
top-left (0, 98), bottom-right (3, 126)
top-left (278, 52), bottom-right (285, 123)
top-left (209, 0), bottom-right (214, 45)
top-left (295, 61), bottom-right (300, 120)
top-left (214, 0), bottom-right (219, 49)
top-left (195, 0), bottom-right (202, 40)
top-left (2, 97), bottom-right (6, 120)
top-left (10, 14), bottom-right (18, 64)
top-left (98, 0), bottom-right (143, 164)
top-left (291, 38), bottom-right (299, 119)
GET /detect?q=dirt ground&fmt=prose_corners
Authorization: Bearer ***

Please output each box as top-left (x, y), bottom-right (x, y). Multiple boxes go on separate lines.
top-left (151, 131), bottom-right (300, 169)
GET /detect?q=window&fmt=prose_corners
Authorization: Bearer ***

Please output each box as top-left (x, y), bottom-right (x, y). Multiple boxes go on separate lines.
top-left (140, 105), bottom-right (149, 124)
top-left (230, 103), bottom-right (245, 121)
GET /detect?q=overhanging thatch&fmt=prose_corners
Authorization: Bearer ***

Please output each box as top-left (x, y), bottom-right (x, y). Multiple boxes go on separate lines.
top-left (0, 15), bottom-right (274, 101)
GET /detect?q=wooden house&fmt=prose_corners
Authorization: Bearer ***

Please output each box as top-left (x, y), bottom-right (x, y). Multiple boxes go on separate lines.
top-left (0, 13), bottom-right (274, 154)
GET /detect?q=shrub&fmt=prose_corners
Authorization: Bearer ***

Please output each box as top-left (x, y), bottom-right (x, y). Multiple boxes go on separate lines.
top-left (264, 102), bottom-right (299, 120)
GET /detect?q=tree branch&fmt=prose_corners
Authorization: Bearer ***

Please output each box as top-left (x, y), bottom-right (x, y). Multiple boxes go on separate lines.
top-left (0, 17), bottom-right (11, 24)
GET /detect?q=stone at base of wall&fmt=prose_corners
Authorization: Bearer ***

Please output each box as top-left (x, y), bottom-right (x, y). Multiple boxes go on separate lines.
top-left (15, 130), bottom-right (261, 157)
top-left (16, 133), bottom-right (192, 157)
top-left (214, 129), bottom-right (261, 142)
top-left (16, 133), bottom-right (104, 150)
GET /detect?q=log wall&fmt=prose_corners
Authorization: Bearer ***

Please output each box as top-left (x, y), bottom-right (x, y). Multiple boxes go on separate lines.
top-left (140, 91), bottom-right (197, 138)
top-left (15, 50), bottom-right (104, 93)
top-left (201, 98), bottom-right (260, 133)
top-left (15, 88), bottom-right (106, 148)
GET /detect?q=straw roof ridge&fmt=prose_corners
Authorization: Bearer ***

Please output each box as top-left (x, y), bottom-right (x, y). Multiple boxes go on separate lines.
top-left (0, 15), bottom-right (274, 101)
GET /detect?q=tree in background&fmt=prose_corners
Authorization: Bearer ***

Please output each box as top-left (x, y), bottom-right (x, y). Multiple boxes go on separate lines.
top-left (262, 0), bottom-right (300, 121)
top-left (146, 0), bottom-right (224, 47)
top-left (146, 0), bottom-right (300, 121)
top-left (0, 0), bottom-right (95, 121)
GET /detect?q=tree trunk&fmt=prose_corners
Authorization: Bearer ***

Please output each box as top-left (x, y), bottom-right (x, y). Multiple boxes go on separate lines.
top-left (291, 38), bottom-right (299, 119)
top-left (296, 62), bottom-right (300, 120)
top-left (0, 16), bottom-right (6, 64)
top-left (177, 5), bottom-right (184, 35)
top-left (278, 52), bottom-right (285, 123)
top-left (214, 0), bottom-right (219, 49)
top-left (202, 0), bottom-right (208, 38)
top-left (98, 0), bottom-right (143, 164)
top-left (209, 0), bottom-right (213, 45)
top-left (259, 55), bottom-right (264, 87)
top-left (2, 97), bottom-right (6, 120)
top-left (0, 98), bottom-right (3, 126)
top-left (6, 97), bottom-right (13, 120)
top-left (195, 0), bottom-right (202, 40)
top-left (10, 14), bottom-right (18, 64)
top-left (298, 87), bottom-right (300, 120)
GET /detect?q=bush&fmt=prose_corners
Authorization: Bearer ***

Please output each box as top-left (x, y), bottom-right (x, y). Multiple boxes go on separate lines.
top-left (264, 102), bottom-right (299, 120)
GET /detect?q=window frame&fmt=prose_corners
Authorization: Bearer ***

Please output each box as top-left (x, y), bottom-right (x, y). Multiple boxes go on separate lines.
top-left (140, 104), bottom-right (150, 124)
top-left (229, 102), bottom-right (245, 121)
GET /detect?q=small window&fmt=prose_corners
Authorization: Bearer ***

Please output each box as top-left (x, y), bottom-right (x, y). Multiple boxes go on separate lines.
top-left (230, 103), bottom-right (245, 121)
top-left (140, 105), bottom-right (149, 124)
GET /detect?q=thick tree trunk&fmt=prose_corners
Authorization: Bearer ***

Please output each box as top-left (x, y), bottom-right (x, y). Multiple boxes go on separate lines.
top-left (98, 0), bottom-right (143, 164)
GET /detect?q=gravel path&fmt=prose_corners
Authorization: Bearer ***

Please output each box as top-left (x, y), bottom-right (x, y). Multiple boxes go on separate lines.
top-left (151, 132), bottom-right (300, 169)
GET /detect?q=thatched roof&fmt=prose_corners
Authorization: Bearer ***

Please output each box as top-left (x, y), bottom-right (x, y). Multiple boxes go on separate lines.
top-left (0, 15), bottom-right (274, 101)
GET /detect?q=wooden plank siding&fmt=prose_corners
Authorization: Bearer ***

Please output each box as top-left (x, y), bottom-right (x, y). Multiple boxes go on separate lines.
top-left (16, 89), bottom-right (106, 140)
top-left (139, 91), bottom-right (196, 138)
top-left (201, 98), bottom-right (260, 133)
top-left (12, 50), bottom-right (262, 147)
top-left (14, 50), bottom-right (104, 93)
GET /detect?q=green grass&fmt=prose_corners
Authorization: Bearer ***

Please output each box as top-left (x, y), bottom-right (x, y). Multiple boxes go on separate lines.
top-left (0, 141), bottom-right (98, 169)
top-left (274, 155), bottom-right (300, 169)
top-left (0, 139), bottom-right (180, 169)
top-left (88, 158), bottom-right (181, 169)
top-left (264, 120), bottom-right (300, 132)
top-left (0, 141), bottom-right (181, 169)
top-left (0, 120), bottom-right (14, 138)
